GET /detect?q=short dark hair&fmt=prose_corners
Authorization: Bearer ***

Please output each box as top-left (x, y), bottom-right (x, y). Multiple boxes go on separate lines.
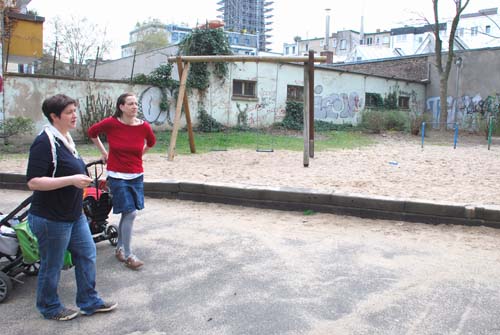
top-left (113, 92), bottom-right (135, 118)
top-left (41, 94), bottom-right (77, 124)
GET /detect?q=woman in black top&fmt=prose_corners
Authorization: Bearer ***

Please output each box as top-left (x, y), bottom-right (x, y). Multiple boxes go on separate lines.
top-left (26, 94), bottom-right (117, 321)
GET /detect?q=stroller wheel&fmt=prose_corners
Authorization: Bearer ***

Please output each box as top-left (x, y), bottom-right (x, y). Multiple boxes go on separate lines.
top-left (0, 271), bottom-right (13, 303)
top-left (23, 261), bottom-right (40, 276)
top-left (106, 225), bottom-right (118, 246)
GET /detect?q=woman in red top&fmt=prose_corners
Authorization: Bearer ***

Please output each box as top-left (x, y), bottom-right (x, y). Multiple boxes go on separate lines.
top-left (88, 93), bottom-right (156, 270)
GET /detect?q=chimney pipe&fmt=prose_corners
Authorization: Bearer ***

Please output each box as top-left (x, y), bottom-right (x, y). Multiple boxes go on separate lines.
top-left (360, 16), bottom-right (364, 44)
top-left (325, 8), bottom-right (331, 50)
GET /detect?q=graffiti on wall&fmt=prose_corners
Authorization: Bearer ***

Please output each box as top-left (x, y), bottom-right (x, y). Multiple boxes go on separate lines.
top-left (313, 85), bottom-right (362, 122)
top-left (426, 93), bottom-right (500, 129)
top-left (243, 87), bottom-right (286, 127)
top-left (399, 89), bottom-right (422, 112)
top-left (138, 86), bottom-right (176, 126)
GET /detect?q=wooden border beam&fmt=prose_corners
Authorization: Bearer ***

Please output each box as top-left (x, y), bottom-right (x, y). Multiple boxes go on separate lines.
top-left (168, 55), bottom-right (327, 63)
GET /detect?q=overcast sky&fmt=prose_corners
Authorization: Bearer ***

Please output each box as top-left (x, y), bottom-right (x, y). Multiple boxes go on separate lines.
top-left (29, 0), bottom-right (498, 59)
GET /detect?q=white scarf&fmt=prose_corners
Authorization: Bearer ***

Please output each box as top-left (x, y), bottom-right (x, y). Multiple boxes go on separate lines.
top-left (42, 125), bottom-right (80, 177)
top-left (43, 124), bottom-right (79, 158)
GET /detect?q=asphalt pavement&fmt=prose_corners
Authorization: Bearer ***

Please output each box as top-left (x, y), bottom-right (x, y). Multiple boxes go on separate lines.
top-left (1, 189), bottom-right (500, 335)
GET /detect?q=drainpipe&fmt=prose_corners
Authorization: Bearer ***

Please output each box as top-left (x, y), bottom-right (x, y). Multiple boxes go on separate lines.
top-left (455, 56), bottom-right (462, 125)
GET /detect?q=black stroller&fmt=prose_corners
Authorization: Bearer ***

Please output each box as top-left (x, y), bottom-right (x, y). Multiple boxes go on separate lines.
top-left (0, 196), bottom-right (39, 303)
top-left (83, 160), bottom-right (118, 246)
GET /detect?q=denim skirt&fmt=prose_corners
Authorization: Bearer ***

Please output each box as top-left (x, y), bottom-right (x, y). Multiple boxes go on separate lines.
top-left (107, 175), bottom-right (144, 214)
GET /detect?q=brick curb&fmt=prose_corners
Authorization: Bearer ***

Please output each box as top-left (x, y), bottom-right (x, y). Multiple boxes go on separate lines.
top-left (2, 173), bottom-right (499, 227)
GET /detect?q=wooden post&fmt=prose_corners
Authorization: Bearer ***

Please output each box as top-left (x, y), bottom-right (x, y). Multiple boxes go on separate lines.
top-left (168, 62), bottom-right (190, 161)
top-left (308, 50), bottom-right (315, 158)
top-left (176, 57), bottom-right (196, 153)
top-left (164, 55), bottom-right (328, 165)
top-left (303, 61), bottom-right (310, 167)
top-left (167, 55), bottom-right (327, 63)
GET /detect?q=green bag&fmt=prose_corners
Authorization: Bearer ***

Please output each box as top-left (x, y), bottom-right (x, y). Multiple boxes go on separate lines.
top-left (12, 220), bottom-right (39, 264)
top-left (13, 219), bottom-right (73, 268)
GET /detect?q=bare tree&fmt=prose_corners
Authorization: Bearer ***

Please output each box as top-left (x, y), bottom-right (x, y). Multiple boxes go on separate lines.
top-left (432, 0), bottom-right (470, 130)
top-left (48, 15), bottom-right (111, 78)
top-left (133, 19), bottom-right (170, 53)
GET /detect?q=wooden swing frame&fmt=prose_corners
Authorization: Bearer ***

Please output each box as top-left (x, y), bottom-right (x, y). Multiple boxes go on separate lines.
top-left (166, 52), bottom-right (326, 167)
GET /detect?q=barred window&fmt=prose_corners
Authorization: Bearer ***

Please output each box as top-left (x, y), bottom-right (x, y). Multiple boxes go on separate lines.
top-left (287, 85), bottom-right (304, 102)
top-left (399, 96), bottom-right (410, 109)
top-left (233, 80), bottom-right (256, 98)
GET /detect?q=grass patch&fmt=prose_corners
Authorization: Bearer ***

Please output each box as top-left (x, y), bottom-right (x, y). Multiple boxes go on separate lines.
top-left (152, 129), bottom-right (374, 154)
top-left (0, 129), bottom-right (375, 159)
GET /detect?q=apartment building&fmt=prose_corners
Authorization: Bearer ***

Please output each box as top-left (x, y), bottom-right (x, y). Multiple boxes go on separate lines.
top-left (217, 0), bottom-right (274, 52)
top-left (121, 22), bottom-right (191, 58)
top-left (284, 7), bottom-right (499, 62)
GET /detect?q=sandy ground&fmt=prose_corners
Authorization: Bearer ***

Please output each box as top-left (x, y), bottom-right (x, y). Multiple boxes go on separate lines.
top-left (1, 133), bottom-right (499, 207)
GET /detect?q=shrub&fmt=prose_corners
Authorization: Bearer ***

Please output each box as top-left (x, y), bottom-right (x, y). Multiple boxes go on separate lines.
top-left (281, 101), bottom-right (303, 130)
top-left (314, 120), bottom-right (353, 131)
top-left (360, 109), bottom-right (409, 133)
top-left (384, 91), bottom-right (398, 110)
top-left (409, 111), bottom-right (432, 135)
top-left (360, 110), bottom-right (386, 133)
top-left (385, 110), bottom-right (409, 131)
top-left (0, 116), bottom-right (34, 144)
top-left (196, 108), bottom-right (224, 132)
top-left (79, 93), bottom-right (114, 142)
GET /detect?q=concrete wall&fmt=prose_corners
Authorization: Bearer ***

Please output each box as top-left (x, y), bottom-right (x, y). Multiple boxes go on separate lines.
top-left (3, 74), bottom-right (148, 140)
top-left (177, 62), bottom-right (425, 128)
top-left (91, 45), bottom-right (179, 80)
top-left (426, 48), bottom-right (500, 130)
top-left (330, 47), bottom-right (500, 130)
top-left (2, 63), bottom-right (426, 141)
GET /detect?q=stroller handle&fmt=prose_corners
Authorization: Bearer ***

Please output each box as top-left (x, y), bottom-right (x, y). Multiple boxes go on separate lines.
top-left (85, 160), bottom-right (105, 169)
top-left (0, 195), bottom-right (32, 227)
top-left (85, 160), bottom-right (106, 184)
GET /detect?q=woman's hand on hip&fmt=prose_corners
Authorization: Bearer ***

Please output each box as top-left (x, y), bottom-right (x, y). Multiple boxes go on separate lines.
top-left (101, 152), bottom-right (108, 164)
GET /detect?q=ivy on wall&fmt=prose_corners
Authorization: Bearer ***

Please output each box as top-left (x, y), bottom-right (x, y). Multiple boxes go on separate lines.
top-left (131, 64), bottom-right (178, 116)
top-left (177, 28), bottom-right (232, 91)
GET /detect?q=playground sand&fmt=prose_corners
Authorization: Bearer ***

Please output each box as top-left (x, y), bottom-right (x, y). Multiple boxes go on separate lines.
top-left (2, 133), bottom-right (499, 207)
top-left (143, 133), bottom-right (500, 207)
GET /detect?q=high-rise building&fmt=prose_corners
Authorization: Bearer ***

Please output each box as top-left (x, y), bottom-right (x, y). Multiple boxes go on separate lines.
top-left (217, 0), bottom-right (274, 52)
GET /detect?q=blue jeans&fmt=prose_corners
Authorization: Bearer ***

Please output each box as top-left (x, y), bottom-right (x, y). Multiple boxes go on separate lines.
top-left (28, 213), bottom-right (104, 318)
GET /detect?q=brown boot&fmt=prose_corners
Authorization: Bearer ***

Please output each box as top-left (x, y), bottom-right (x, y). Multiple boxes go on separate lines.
top-left (115, 248), bottom-right (126, 262)
top-left (125, 255), bottom-right (144, 270)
